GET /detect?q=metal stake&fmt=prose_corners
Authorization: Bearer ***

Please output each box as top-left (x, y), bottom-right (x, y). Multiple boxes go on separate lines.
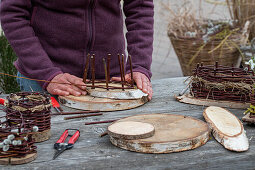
top-left (121, 54), bottom-right (126, 83)
top-left (107, 54), bottom-right (111, 82)
top-left (83, 54), bottom-right (90, 83)
top-left (103, 58), bottom-right (109, 90)
top-left (91, 54), bottom-right (95, 89)
top-left (118, 54), bottom-right (124, 91)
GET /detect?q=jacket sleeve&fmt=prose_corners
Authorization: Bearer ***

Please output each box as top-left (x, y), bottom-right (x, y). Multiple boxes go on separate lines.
top-left (0, 0), bottom-right (63, 89)
top-left (123, 0), bottom-right (154, 79)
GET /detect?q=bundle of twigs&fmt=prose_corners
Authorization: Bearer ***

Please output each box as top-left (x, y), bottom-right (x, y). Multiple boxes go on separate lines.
top-left (4, 92), bottom-right (51, 132)
top-left (165, 1), bottom-right (244, 76)
top-left (190, 62), bottom-right (255, 102)
top-left (0, 117), bottom-right (37, 158)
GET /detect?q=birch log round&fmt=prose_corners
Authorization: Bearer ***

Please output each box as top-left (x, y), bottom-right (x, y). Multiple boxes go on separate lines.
top-left (203, 106), bottom-right (249, 152)
top-left (86, 83), bottom-right (148, 100)
top-left (176, 94), bottom-right (250, 109)
top-left (109, 114), bottom-right (210, 153)
top-left (59, 95), bottom-right (148, 111)
top-left (108, 121), bottom-right (155, 140)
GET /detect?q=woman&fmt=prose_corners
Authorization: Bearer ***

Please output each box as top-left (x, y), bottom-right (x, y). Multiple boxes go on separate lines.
top-left (0, 0), bottom-right (154, 100)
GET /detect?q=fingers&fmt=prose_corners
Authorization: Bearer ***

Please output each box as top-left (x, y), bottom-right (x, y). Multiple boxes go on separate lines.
top-left (65, 74), bottom-right (87, 91)
top-left (147, 83), bottom-right (153, 101)
top-left (135, 75), bottom-right (143, 90)
top-left (51, 89), bottom-right (69, 96)
top-left (46, 73), bottom-right (87, 96)
top-left (111, 77), bottom-right (121, 82)
top-left (133, 72), bottom-right (153, 101)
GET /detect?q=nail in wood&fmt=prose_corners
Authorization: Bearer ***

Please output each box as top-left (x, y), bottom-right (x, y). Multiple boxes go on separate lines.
top-left (91, 54), bottom-right (96, 89)
top-left (107, 54), bottom-right (111, 82)
top-left (64, 113), bottom-right (103, 120)
top-left (128, 55), bottom-right (134, 87)
top-left (83, 53), bottom-right (90, 83)
top-left (118, 54), bottom-right (125, 91)
top-left (121, 54), bottom-right (126, 83)
top-left (103, 58), bottom-right (109, 90)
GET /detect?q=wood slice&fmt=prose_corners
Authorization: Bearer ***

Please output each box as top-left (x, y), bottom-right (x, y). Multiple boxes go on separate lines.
top-left (108, 121), bottom-right (155, 140)
top-left (0, 153), bottom-right (37, 165)
top-left (32, 129), bottom-right (51, 143)
top-left (109, 114), bottom-right (210, 153)
top-left (242, 113), bottom-right (255, 124)
top-left (87, 83), bottom-right (148, 100)
top-left (59, 95), bottom-right (148, 111)
top-left (176, 94), bottom-right (250, 109)
top-left (203, 106), bottom-right (249, 152)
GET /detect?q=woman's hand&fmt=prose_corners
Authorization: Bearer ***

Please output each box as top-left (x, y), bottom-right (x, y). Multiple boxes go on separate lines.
top-left (112, 72), bottom-right (153, 100)
top-left (47, 73), bottom-right (87, 96)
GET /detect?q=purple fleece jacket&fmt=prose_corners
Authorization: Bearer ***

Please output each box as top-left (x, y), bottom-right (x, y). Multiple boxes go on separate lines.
top-left (0, 0), bottom-right (154, 89)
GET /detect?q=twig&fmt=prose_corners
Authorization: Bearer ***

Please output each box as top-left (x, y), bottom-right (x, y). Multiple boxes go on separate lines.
top-left (51, 110), bottom-right (101, 115)
top-left (85, 119), bottom-right (118, 125)
top-left (64, 113), bottom-right (103, 120)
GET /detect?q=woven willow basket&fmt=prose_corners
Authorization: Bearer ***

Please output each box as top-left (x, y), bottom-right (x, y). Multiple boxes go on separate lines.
top-left (169, 34), bottom-right (243, 76)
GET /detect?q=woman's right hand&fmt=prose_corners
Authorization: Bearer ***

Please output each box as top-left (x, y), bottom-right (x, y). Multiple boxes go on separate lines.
top-left (46, 73), bottom-right (87, 96)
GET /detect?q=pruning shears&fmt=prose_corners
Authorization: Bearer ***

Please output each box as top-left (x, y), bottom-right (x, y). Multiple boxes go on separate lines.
top-left (0, 98), bottom-right (5, 105)
top-left (53, 129), bottom-right (80, 160)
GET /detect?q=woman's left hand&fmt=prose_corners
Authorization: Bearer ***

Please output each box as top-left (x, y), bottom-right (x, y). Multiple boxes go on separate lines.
top-left (112, 72), bottom-right (153, 100)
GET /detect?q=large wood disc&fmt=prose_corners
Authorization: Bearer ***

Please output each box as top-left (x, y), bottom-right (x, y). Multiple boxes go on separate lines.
top-left (59, 95), bottom-right (148, 111)
top-left (176, 94), bottom-right (250, 109)
top-left (109, 114), bottom-right (210, 153)
top-left (87, 83), bottom-right (148, 100)
top-left (0, 153), bottom-right (37, 165)
top-left (108, 121), bottom-right (155, 140)
top-left (204, 106), bottom-right (249, 152)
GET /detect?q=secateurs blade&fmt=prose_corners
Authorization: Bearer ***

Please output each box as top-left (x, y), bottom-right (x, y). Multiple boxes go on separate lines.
top-left (53, 129), bottom-right (80, 160)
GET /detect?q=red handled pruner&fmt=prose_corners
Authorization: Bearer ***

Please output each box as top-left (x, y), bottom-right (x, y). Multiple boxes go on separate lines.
top-left (51, 97), bottom-right (63, 113)
top-left (53, 129), bottom-right (80, 160)
top-left (0, 98), bottom-right (5, 105)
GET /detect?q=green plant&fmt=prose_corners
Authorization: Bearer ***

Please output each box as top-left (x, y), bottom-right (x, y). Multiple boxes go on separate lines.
top-left (0, 32), bottom-right (20, 93)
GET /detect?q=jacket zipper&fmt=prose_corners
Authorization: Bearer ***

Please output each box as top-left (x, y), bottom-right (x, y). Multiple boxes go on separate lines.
top-left (86, 0), bottom-right (94, 79)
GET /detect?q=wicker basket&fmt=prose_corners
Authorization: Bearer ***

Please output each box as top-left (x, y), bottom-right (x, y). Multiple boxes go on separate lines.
top-left (169, 34), bottom-right (243, 76)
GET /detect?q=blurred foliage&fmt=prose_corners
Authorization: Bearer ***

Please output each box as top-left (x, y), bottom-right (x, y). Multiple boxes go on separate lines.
top-left (0, 32), bottom-right (20, 93)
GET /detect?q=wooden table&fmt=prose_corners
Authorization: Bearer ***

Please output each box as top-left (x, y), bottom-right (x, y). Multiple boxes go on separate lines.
top-left (0, 77), bottom-right (254, 169)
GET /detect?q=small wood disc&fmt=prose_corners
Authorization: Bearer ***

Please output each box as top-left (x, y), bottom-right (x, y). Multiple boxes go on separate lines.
top-left (109, 114), bottom-right (210, 153)
top-left (59, 95), bottom-right (148, 111)
top-left (0, 153), bottom-right (37, 165)
top-left (32, 129), bottom-right (51, 143)
top-left (108, 121), bottom-right (155, 140)
top-left (203, 106), bottom-right (249, 152)
top-left (204, 106), bottom-right (242, 137)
